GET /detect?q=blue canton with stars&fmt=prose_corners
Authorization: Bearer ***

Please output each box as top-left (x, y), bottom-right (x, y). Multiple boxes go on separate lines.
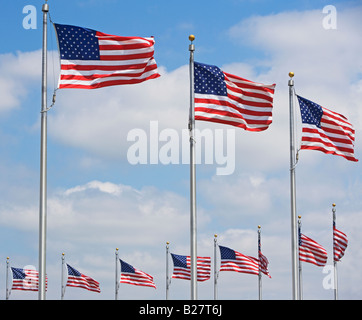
top-left (219, 246), bottom-right (236, 260)
top-left (11, 267), bottom-right (26, 279)
top-left (120, 259), bottom-right (136, 273)
top-left (66, 264), bottom-right (82, 277)
top-left (297, 95), bottom-right (323, 128)
top-left (54, 23), bottom-right (100, 60)
top-left (194, 62), bottom-right (227, 96)
top-left (171, 254), bottom-right (187, 268)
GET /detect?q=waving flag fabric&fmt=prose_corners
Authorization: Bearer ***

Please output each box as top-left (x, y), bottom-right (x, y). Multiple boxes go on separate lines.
top-left (54, 23), bottom-right (160, 89)
top-left (170, 253), bottom-right (211, 282)
top-left (297, 95), bottom-right (358, 162)
top-left (194, 62), bottom-right (275, 131)
top-left (11, 267), bottom-right (47, 292)
top-left (219, 246), bottom-right (259, 275)
top-left (119, 259), bottom-right (156, 289)
top-left (66, 264), bottom-right (100, 293)
top-left (299, 233), bottom-right (328, 267)
top-left (258, 251), bottom-right (271, 278)
top-left (333, 224), bottom-right (348, 262)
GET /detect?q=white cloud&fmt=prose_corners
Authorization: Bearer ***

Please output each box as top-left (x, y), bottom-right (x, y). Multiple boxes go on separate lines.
top-left (49, 65), bottom-right (189, 160)
top-left (0, 50), bottom-right (41, 113)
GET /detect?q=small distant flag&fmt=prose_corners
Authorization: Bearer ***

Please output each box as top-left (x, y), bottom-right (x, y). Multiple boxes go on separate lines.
top-left (297, 95), bottom-right (358, 162)
top-left (11, 267), bottom-right (47, 292)
top-left (54, 23), bottom-right (160, 89)
top-left (333, 224), bottom-right (348, 262)
top-left (258, 251), bottom-right (271, 278)
top-left (119, 259), bottom-right (156, 289)
top-left (194, 61), bottom-right (276, 131)
top-left (170, 254), bottom-right (211, 282)
top-left (299, 233), bottom-right (328, 267)
top-left (66, 264), bottom-right (100, 293)
top-left (219, 246), bottom-right (259, 275)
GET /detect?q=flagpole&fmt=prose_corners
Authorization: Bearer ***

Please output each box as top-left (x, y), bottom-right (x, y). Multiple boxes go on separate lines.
top-left (214, 234), bottom-right (218, 300)
top-left (188, 34), bottom-right (197, 300)
top-left (38, 0), bottom-right (49, 300)
top-left (166, 241), bottom-right (170, 300)
top-left (298, 216), bottom-right (303, 300)
top-left (332, 203), bottom-right (338, 300)
top-left (61, 253), bottom-right (65, 299)
top-left (288, 71), bottom-right (300, 300)
top-left (6, 257), bottom-right (10, 300)
top-left (115, 248), bottom-right (119, 300)
top-left (258, 226), bottom-right (262, 300)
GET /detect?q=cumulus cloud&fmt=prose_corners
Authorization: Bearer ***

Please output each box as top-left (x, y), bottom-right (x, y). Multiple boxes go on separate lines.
top-left (0, 50), bottom-right (41, 113)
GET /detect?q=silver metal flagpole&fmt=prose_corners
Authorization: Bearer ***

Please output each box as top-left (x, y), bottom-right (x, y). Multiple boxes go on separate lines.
top-left (214, 234), bottom-right (218, 300)
top-left (6, 257), bottom-right (10, 300)
top-left (38, 0), bottom-right (49, 300)
top-left (115, 248), bottom-right (119, 300)
top-left (166, 241), bottom-right (170, 300)
top-left (332, 203), bottom-right (338, 300)
top-left (288, 71), bottom-right (300, 300)
top-left (188, 34), bottom-right (197, 300)
top-left (61, 253), bottom-right (65, 299)
top-left (258, 226), bottom-right (262, 300)
top-left (298, 216), bottom-right (303, 300)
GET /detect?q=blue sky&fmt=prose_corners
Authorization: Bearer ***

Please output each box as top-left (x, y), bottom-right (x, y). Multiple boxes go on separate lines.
top-left (0, 0), bottom-right (362, 300)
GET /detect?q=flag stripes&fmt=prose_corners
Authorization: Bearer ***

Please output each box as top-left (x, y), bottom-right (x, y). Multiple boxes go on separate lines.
top-left (170, 254), bottom-right (211, 282)
top-left (11, 267), bottom-right (47, 292)
top-left (299, 234), bottom-right (328, 267)
top-left (54, 24), bottom-right (160, 89)
top-left (259, 251), bottom-right (271, 278)
top-left (119, 259), bottom-right (156, 289)
top-left (333, 225), bottom-right (348, 262)
top-left (66, 264), bottom-right (100, 293)
top-left (194, 62), bottom-right (275, 131)
top-left (219, 246), bottom-right (260, 275)
top-left (297, 95), bottom-right (358, 162)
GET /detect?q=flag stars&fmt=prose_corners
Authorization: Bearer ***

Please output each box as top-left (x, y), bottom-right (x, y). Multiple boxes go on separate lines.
top-left (55, 24), bottom-right (100, 60)
top-left (297, 96), bottom-right (323, 127)
top-left (194, 62), bottom-right (227, 96)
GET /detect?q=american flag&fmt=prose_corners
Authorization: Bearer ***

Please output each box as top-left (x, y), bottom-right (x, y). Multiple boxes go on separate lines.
top-left (170, 254), bottom-right (211, 282)
top-left (66, 264), bottom-right (100, 293)
top-left (258, 252), bottom-right (271, 278)
top-left (119, 259), bottom-right (156, 289)
top-left (219, 246), bottom-right (259, 275)
top-left (54, 23), bottom-right (160, 89)
top-left (333, 223), bottom-right (348, 262)
top-left (194, 62), bottom-right (275, 131)
top-left (11, 267), bottom-right (47, 292)
top-left (258, 232), bottom-right (271, 278)
top-left (299, 233), bottom-right (328, 267)
top-left (297, 95), bottom-right (358, 162)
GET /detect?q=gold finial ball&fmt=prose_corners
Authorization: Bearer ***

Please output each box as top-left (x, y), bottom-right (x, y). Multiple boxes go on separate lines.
top-left (298, 215), bottom-right (301, 219)
top-left (166, 241), bottom-right (170, 245)
top-left (289, 72), bottom-right (294, 78)
top-left (189, 34), bottom-right (195, 42)
top-left (258, 225), bottom-right (261, 229)
top-left (116, 248), bottom-right (119, 251)
top-left (332, 203), bottom-right (336, 207)
top-left (214, 234), bottom-right (218, 238)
